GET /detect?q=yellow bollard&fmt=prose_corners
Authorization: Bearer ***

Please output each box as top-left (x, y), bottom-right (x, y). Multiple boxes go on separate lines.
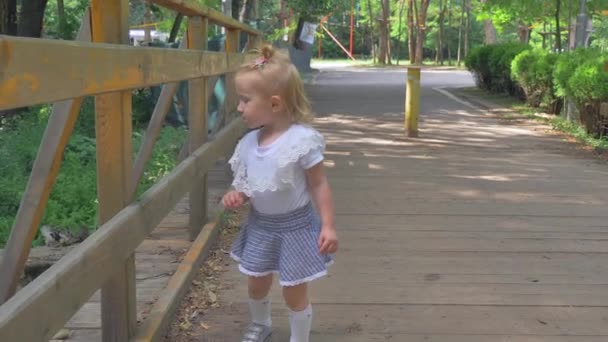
top-left (405, 67), bottom-right (421, 137)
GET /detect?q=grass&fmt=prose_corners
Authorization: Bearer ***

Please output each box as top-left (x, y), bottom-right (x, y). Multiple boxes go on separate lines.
top-left (460, 87), bottom-right (608, 151)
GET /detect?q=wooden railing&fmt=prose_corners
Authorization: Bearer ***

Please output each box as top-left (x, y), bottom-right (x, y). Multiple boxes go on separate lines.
top-left (0, 0), bottom-right (260, 340)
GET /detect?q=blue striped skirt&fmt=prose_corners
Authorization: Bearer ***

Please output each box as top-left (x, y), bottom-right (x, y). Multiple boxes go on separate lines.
top-left (230, 202), bottom-right (333, 287)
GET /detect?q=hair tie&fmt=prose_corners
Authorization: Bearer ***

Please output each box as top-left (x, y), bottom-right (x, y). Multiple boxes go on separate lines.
top-left (252, 56), bottom-right (268, 69)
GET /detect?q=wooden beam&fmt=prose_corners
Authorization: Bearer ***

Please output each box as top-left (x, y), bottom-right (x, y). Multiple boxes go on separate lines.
top-left (91, 1), bottom-right (136, 340)
top-left (0, 36), bottom-right (251, 111)
top-left (148, 0), bottom-right (261, 35)
top-left (128, 40), bottom-right (187, 200)
top-left (0, 8), bottom-right (92, 304)
top-left (0, 119), bottom-right (246, 341)
top-left (134, 221), bottom-right (219, 342)
top-left (187, 16), bottom-right (209, 241)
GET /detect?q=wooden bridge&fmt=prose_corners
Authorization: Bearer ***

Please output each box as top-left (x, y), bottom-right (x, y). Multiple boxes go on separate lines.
top-left (0, 1), bottom-right (258, 340)
top-left (4, 1), bottom-right (608, 341)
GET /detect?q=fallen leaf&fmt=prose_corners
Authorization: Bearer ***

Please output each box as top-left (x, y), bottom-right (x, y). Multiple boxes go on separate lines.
top-left (180, 320), bottom-right (192, 330)
top-left (200, 322), bottom-right (210, 330)
top-left (208, 291), bottom-right (217, 303)
top-left (52, 329), bottom-right (70, 340)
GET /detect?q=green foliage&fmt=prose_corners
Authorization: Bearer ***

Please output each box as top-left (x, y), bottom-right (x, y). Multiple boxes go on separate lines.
top-left (553, 48), bottom-right (601, 98)
top-left (466, 43), bottom-right (529, 96)
top-left (287, 0), bottom-right (350, 20)
top-left (0, 103), bottom-right (187, 248)
top-left (511, 49), bottom-right (559, 110)
top-left (43, 0), bottom-right (89, 39)
top-left (568, 54), bottom-right (608, 103)
top-left (465, 45), bottom-right (494, 89)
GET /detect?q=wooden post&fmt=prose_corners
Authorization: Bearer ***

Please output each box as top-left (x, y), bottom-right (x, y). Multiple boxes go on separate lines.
top-left (188, 16), bottom-right (209, 240)
top-left (405, 67), bottom-right (420, 137)
top-left (90, 1), bottom-right (137, 341)
top-left (225, 28), bottom-right (240, 115)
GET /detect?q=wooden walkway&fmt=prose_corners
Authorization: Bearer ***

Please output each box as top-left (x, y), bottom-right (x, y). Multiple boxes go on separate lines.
top-left (53, 161), bottom-right (232, 341)
top-left (170, 68), bottom-right (608, 341)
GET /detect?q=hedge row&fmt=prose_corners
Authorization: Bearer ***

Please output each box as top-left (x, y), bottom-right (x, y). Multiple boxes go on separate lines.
top-left (466, 44), bottom-right (608, 136)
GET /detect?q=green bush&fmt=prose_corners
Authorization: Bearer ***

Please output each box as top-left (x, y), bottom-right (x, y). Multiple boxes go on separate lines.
top-left (511, 49), bottom-right (561, 112)
top-left (466, 43), bottom-right (529, 96)
top-left (465, 45), bottom-right (494, 90)
top-left (553, 48), bottom-right (601, 98)
top-left (568, 54), bottom-right (608, 104)
top-left (0, 105), bottom-right (187, 247)
top-left (511, 49), bottom-right (537, 101)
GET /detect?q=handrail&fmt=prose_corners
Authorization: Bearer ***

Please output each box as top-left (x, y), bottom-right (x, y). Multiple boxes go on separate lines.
top-left (0, 1), bottom-right (260, 340)
top-left (149, 0), bottom-right (262, 35)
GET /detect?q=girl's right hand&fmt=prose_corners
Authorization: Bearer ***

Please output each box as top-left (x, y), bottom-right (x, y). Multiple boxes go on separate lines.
top-left (222, 190), bottom-right (246, 209)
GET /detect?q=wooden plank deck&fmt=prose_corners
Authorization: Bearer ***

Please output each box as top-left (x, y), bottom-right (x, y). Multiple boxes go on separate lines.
top-left (167, 69), bottom-right (608, 341)
top-left (50, 161), bottom-right (231, 341)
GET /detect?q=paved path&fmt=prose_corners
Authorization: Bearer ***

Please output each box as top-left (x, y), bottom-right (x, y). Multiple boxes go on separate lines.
top-left (182, 67), bottom-right (608, 341)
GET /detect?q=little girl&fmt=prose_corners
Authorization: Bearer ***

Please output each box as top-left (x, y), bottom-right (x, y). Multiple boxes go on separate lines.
top-left (222, 45), bottom-right (338, 342)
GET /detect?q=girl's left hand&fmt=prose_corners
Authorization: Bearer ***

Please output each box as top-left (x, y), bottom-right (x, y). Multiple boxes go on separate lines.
top-left (319, 227), bottom-right (338, 254)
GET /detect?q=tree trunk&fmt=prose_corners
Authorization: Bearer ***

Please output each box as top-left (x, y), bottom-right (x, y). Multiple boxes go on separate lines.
top-left (555, 0), bottom-right (562, 52)
top-left (222, 0), bottom-right (233, 19)
top-left (168, 13), bottom-right (184, 43)
top-left (0, 0), bottom-right (18, 35)
top-left (367, 0), bottom-right (376, 63)
top-left (407, 0), bottom-right (416, 64)
top-left (17, 0), bottom-right (49, 38)
top-left (56, 0), bottom-right (68, 38)
top-left (517, 22), bottom-right (531, 43)
top-left (414, 0), bottom-right (431, 65)
top-left (144, 3), bottom-right (152, 44)
top-left (464, 0), bottom-right (470, 57)
top-left (239, 0), bottom-right (256, 23)
top-left (457, 0), bottom-right (464, 66)
top-left (542, 21), bottom-right (547, 49)
top-left (483, 20), bottom-right (498, 44)
top-left (396, 0), bottom-right (406, 65)
top-left (446, 0), bottom-right (452, 65)
top-left (437, 0), bottom-right (445, 65)
top-left (480, 0), bottom-right (497, 44)
top-left (378, 0), bottom-right (390, 64)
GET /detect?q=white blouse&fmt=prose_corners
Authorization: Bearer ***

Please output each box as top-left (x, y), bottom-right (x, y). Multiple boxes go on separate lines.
top-left (228, 124), bottom-right (325, 214)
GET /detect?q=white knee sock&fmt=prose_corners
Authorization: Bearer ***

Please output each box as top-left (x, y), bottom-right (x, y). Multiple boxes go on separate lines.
top-left (248, 296), bottom-right (272, 327)
top-left (288, 304), bottom-right (313, 342)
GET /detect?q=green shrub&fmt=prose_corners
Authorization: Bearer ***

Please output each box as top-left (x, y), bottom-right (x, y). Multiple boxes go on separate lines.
top-left (466, 45), bottom-right (494, 90)
top-left (512, 49), bottom-right (560, 112)
top-left (511, 49), bottom-right (538, 102)
top-left (466, 43), bottom-right (529, 96)
top-left (0, 106), bottom-right (187, 248)
top-left (568, 54), bottom-right (608, 104)
top-left (553, 48), bottom-right (601, 98)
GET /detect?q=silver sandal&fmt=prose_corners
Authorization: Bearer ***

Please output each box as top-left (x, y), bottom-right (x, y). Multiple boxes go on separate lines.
top-left (241, 323), bottom-right (272, 342)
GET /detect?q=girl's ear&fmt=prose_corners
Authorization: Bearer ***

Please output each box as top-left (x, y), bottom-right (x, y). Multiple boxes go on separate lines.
top-left (270, 95), bottom-right (283, 112)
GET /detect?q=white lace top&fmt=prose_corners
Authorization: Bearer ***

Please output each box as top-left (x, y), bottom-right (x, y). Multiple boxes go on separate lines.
top-left (228, 124), bottom-right (325, 214)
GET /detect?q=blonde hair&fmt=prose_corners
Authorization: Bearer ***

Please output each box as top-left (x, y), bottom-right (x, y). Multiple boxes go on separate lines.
top-left (236, 44), bottom-right (314, 123)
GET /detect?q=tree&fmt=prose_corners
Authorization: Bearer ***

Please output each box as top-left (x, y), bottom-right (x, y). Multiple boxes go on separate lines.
top-left (18, 0), bottom-right (50, 38)
top-left (407, 0), bottom-right (416, 63)
top-left (436, 0), bottom-right (445, 64)
top-left (0, 0), bottom-right (18, 35)
top-left (378, 0), bottom-right (391, 64)
top-left (395, 0), bottom-right (407, 65)
top-left (367, 0), bottom-right (376, 62)
top-left (413, 0), bottom-right (431, 64)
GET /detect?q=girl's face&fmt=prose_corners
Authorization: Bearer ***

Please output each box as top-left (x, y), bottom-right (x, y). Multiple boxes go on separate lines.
top-left (235, 73), bottom-right (278, 129)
